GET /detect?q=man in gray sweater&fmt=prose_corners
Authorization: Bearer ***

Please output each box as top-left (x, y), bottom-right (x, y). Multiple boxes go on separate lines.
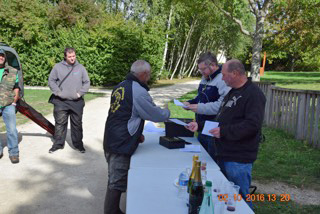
top-left (48, 47), bottom-right (90, 153)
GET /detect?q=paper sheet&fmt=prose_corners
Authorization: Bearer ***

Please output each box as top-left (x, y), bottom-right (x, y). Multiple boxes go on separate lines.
top-left (202, 121), bottom-right (219, 137)
top-left (174, 99), bottom-right (188, 108)
top-left (179, 145), bottom-right (201, 153)
top-left (144, 122), bottom-right (165, 133)
top-left (169, 118), bottom-right (188, 126)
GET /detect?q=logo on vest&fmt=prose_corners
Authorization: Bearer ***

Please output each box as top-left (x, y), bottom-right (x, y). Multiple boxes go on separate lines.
top-left (111, 87), bottom-right (125, 113)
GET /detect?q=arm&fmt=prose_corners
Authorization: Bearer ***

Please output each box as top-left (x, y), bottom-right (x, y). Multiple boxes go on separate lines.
top-left (48, 66), bottom-right (62, 96)
top-left (13, 88), bottom-right (19, 104)
top-left (78, 66), bottom-right (90, 96)
top-left (220, 92), bottom-right (266, 141)
top-left (196, 80), bottom-right (230, 115)
top-left (133, 90), bottom-right (170, 122)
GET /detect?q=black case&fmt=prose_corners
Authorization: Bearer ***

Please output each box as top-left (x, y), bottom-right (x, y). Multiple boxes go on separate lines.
top-left (159, 136), bottom-right (186, 149)
top-left (164, 118), bottom-right (194, 137)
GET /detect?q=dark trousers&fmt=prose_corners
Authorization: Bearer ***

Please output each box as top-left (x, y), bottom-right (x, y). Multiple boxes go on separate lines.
top-left (53, 100), bottom-right (84, 149)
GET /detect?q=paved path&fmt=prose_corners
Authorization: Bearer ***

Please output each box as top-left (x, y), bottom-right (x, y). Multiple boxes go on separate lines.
top-left (0, 80), bottom-right (199, 214)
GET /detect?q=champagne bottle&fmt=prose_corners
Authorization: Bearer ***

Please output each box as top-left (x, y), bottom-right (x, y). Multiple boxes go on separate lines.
top-left (188, 161), bottom-right (204, 214)
top-left (187, 155), bottom-right (199, 193)
top-left (199, 181), bottom-right (214, 214)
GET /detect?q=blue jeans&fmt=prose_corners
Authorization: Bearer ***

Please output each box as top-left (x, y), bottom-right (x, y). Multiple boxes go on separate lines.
top-left (0, 105), bottom-right (19, 156)
top-left (198, 133), bottom-right (216, 161)
top-left (218, 161), bottom-right (253, 210)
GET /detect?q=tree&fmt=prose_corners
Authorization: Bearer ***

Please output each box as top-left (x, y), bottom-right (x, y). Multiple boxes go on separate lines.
top-left (211, 0), bottom-right (272, 81)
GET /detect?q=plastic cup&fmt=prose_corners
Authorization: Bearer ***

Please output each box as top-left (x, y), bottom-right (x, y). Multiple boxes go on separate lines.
top-left (226, 185), bottom-right (240, 212)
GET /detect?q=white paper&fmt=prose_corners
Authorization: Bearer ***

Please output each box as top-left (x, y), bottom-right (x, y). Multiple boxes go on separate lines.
top-left (144, 122), bottom-right (165, 133)
top-left (202, 121), bottom-right (219, 137)
top-left (169, 118), bottom-right (188, 126)
top-left (180, 145), bottom-right (201, 153)
top-left (174, 99), bottom-right (188, 108)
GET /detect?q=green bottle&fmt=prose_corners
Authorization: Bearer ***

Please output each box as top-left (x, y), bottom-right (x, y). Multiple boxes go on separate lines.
top-left (187, 155), bottom-right (199, 193)
top-left (188, 161), bottom-right (204, 214)
top-left (199, 181), bottom-right (214, 214)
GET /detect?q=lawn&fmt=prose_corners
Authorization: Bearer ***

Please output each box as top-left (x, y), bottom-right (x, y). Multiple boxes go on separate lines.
top-left (261, 71), bottom-right (320, 90)
top-left (0, 89), bottom-right (104, 132)
top-left (168, 90), bottom-right (320, 213)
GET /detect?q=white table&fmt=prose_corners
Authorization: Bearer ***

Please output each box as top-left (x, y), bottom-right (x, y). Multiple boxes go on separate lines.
top-left (130, 132), bottom-right (220, 170)
top-left (126, 167), bottom-right (254, 214)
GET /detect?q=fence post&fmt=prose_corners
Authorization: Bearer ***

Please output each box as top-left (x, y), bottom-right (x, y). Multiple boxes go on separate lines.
top-left (296, 92), bottom-right (306, 140)
top-left (265, 84), bottom-right (274, 125)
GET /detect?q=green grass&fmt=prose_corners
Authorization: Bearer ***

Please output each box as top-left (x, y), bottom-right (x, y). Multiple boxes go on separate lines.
top-left (168, 90), bottom-right (320, 213)
top-left (0, 89), bottom-right (104, 132)
top-left (261, 71), bottom-right (320, 90)
top-left (254, 194), bottom-right (320, 214)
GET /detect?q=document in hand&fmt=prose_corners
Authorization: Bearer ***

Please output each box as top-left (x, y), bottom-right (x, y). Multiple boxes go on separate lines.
top-left (174, 99), bottom-right (188, 108)
top-left (202, 121), bottom-right (219, 137)
top-left (169, 118), bottom-right (188, 126)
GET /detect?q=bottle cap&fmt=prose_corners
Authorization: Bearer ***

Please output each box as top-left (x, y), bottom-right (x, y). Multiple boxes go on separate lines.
top-left (205, 181), bottom-right (212, 187)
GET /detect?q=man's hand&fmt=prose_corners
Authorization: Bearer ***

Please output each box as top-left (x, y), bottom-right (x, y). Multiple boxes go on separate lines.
top-left (185, 122), bottom-right (198, 132)
top-left (138, 134), bottom-right (145, 143)
top-left (77, 93), bottom-right (81, 98)
top-left (209, 127), bottom-right (221, 138)
top-left (188, 104), bottom-right (198, 113)
top-left (182, 102), bottom-right (190, 106)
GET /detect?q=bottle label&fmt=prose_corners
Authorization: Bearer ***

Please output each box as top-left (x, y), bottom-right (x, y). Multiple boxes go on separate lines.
top-left (179, 179), bottom-right (188, 186)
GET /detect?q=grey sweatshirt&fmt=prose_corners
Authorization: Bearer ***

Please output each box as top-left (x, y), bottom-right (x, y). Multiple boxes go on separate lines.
top-left (48, 60), bottom-right (90, 100)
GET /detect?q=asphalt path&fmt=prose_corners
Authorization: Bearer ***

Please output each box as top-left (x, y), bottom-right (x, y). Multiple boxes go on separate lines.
top-left (0, 80), bottom-right (199, 214)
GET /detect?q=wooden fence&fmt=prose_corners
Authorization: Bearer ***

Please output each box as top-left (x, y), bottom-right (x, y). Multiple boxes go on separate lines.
top-left (256, 82), bottom-right (320, 148)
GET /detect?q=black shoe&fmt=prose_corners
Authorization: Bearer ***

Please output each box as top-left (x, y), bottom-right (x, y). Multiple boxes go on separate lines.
top-left (0, 152), bottom-right (3, 159)
top-left (75, 147), bottom-right (86, 153)
top-left (9, 155), bottom-right (19, 164)
top-left (49, 146), bottom-right (62, 153)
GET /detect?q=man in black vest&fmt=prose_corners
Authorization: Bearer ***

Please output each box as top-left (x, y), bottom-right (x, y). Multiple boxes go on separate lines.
top-left (103, 60), bottom-right (170, 214)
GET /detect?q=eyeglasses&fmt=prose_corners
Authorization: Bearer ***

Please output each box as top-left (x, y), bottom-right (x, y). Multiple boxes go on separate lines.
top-left (198, 66), bottom-right (209, 73)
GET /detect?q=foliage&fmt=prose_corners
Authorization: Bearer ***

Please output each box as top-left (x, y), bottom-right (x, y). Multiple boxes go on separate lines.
top-left (264, 0), bottom-right (320, 71)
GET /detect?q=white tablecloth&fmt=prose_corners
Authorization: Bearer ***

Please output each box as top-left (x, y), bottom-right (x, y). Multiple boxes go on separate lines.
top-left (127, 168), bottom-right (254, 214)
top-left (130, 132), bottom-right (220, 170)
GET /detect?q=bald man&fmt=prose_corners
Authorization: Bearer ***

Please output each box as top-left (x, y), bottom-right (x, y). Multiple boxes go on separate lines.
top-left (187, 59), bottom-right (266, 209)
top-left (103, 60), bottom-right (170, 214)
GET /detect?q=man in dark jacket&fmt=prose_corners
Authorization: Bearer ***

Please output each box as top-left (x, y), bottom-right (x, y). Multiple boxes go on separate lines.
top-left (187, 59), bottom-right (266, 209)
top-left (0, 49), bottom-right (20, 164)
top-left (103, 60), bottom-right (170, 214)
top-left (183, 52), bottom-right (230, 158)
top-left (48, 47), bottom-right (90, 153)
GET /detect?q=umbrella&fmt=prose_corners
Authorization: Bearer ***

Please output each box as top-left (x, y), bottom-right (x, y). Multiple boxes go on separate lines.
top-left (16, 99), bottom-right (55, 135)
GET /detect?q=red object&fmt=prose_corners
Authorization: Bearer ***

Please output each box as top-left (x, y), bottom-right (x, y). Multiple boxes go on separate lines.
top-left (16, 99), bottom-right (55, 135)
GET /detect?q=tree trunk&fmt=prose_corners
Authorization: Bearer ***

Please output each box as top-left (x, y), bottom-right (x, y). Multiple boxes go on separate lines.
top-left (250, 13), bottom-right (264, 82)
top-left (170, 19), bottom-right (197, 80)
top-left (158, 5), bottom-right (173, 79)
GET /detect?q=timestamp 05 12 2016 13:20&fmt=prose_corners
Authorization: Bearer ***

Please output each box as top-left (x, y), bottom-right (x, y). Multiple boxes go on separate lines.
top-left (218, 193), bottom-right (293, 202)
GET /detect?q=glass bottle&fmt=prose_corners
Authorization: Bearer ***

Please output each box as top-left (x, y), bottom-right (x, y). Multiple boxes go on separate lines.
top-left (199, 181), bottom-right (214, 214)
top-left (188, 155), bottom-right (199, 193)
top-left (188, 161), bottom-right (204, 214)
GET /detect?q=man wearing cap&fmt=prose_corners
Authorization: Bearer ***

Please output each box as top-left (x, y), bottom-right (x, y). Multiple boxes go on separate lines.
top-left (0, 49), bottom-right (20, 164)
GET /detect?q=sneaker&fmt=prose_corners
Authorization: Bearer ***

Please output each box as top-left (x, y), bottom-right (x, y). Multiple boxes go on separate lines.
top-left (49, 146), bottom-right (62, 153)
top-left (75, 147), bottom-right (86, 153)
top-left (0, 152), bottom-right (3, 159)
top-left (9, 156), bottom-right (19, 164)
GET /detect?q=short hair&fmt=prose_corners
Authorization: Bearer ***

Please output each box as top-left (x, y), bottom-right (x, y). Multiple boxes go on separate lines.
top-left (197, 52), bottom-right (218, 66)
top-left (130, 60), bottom-right (151, 75)
top-left (227, 59), bottom-right (246, 75)
top-left (64, 47), bottom-right (76, 57)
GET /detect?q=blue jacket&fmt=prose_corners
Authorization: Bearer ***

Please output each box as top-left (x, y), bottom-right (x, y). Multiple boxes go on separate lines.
top-left (188, 66), bottom-right (230, 125)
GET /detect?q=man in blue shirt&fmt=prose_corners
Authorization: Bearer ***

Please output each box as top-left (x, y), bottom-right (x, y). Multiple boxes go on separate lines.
top-left (183, 52), bottom-right (230, 160)
top-left (0, 48), bottom-right (20, 164)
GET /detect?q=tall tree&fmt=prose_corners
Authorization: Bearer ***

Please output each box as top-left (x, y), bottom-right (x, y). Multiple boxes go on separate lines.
top-left (211, 0), bottom-right (272, 81)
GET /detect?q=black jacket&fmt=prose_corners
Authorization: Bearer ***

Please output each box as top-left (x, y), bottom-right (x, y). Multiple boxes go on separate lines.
top-left (200, 80), bottom-right (266, 163)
